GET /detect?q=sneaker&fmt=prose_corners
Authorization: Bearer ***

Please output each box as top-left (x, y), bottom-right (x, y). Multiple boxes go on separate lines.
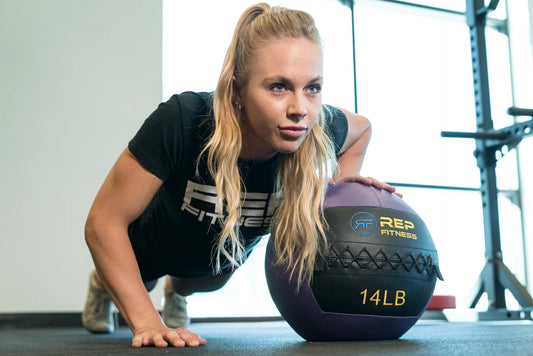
top-left (82, 271), bottom-right (115, 333)
top-left (162, 291), bottom-right (190, 328)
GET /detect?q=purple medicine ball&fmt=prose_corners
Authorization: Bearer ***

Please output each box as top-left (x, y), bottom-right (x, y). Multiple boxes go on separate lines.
top-left (265, 182), bottom-right (442, 341)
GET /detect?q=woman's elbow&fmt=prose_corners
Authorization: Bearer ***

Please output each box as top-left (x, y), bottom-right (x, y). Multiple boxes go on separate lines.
top-left (354, 113), bottom-right (371, 136)
top-left (84, 213), bottom-right (99, 248)
top-left (84, 211), bottom-right (112, 249)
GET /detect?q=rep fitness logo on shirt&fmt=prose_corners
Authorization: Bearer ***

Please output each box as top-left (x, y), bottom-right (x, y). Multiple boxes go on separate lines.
top-left (180, 180), bottom-right (283, 228)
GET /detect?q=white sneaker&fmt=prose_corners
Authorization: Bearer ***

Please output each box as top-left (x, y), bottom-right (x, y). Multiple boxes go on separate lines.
top-left (81, 271), bottom-right (115, 333)
top-left (162, 291), bottom-right (190, 328)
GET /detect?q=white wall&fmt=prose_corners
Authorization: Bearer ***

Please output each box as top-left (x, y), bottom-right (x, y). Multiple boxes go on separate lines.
top-left (0, 0), bottom-right (162, 312)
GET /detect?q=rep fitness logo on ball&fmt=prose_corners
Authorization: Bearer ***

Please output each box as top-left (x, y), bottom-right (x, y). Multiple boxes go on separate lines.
top-left (350, 212), bottom-right (377, 236)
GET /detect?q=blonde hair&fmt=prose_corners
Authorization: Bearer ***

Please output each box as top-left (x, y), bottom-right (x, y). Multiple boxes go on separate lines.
top-left (200, 3), bottom-right (337, 286)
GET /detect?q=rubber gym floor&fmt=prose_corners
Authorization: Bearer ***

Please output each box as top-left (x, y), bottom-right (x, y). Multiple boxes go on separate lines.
top-left (2, 315), bottom-right (533, 355)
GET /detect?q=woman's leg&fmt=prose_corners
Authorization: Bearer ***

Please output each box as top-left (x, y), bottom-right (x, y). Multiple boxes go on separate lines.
top-left (165, 272), bottom-right (234, 296)
top-left (94, 270), bottom-right (159, 292)
top-left (82, 270), bottom-right (115, 333)
top-left (84, 271), bottom-right (159, 333)
top-left (161, 272), bottom-right (234, 328)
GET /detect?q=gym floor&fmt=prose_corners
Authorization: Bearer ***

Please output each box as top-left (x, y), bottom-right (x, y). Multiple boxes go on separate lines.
top-left (2, 318), bottom-right (533, 355)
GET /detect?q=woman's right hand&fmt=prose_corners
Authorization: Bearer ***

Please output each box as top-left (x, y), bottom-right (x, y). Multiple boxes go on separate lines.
top-left (131, 323), bottom-right (206, 348)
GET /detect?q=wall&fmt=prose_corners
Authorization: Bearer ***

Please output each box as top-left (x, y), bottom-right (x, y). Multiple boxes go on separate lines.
top-left (0, 0), bottom-right (163, 312)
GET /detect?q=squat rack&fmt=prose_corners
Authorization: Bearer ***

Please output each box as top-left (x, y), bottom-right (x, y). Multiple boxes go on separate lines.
top-left (440, 0), bottom-right (533, 319)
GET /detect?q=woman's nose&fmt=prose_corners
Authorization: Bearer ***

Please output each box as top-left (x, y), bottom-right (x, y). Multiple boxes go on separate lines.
top-left (288, 93), bottom-right (307, 121)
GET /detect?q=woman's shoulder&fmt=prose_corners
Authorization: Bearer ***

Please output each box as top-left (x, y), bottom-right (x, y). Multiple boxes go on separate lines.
top-left (165, 91), bottom-right (214, 114)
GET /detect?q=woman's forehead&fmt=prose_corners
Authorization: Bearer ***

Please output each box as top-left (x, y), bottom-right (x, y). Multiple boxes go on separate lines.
top-left (245, 37), bottom-right (323, 80)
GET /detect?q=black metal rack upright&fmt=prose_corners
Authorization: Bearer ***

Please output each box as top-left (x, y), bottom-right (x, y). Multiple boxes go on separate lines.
top-left (441, 0), bottom-right (533, 319)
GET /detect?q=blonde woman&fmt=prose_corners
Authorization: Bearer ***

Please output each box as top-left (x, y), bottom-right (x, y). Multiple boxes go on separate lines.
top-left (82, 2), bottom-right (396, 348)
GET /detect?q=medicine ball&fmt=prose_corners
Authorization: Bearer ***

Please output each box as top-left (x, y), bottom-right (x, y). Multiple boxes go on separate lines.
top-left (265, 182), bottom-right (443, 341)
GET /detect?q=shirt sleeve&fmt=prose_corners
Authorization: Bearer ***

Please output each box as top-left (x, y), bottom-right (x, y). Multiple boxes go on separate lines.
top-left (323, 104), bottom-right (348, 154)
top-left (128, 95), bottom-right (184, 181)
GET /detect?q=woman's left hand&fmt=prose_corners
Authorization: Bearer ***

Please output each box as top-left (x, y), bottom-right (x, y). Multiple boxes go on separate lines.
top-left (328, 175), bottom-right (402, 198)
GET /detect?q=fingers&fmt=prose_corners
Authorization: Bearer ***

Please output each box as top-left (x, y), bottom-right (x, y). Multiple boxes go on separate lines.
top-left (366, 176), bottom-right (386, 189)
top-left (153, 334), bottom-right (170, 348)
top-left (175, 327), bottom-right (207, 347)
top-left (332, 175), bottom-right (385, 188)
top-left (131, 335), bottom-right (143, 348)
top-left (131, 327), bottom-right (206, 348)
top-left (331, 175), bottom-right (403, 198)
top-left (334, 175), bottom-right (371, 185)
top-left (162, 331), bottom-right (185, 348)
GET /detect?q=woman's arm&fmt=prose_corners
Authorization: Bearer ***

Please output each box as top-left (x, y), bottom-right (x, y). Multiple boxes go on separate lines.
top-left (335, 109), bottom-right (372, 180)
top-left (332, 108), bottom-right (399, 195)
top-left (85, 147), bottom-right (205, 348)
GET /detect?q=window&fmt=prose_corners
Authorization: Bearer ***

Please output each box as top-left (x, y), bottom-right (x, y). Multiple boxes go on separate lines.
top-left (162, 0), bottom-right (524, 317)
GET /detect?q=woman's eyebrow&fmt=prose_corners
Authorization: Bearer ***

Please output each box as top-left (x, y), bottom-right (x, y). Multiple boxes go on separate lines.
top-left (308, 76), bottom-right (323, 84)
top-left (262, 75), bottom-right (323, 84)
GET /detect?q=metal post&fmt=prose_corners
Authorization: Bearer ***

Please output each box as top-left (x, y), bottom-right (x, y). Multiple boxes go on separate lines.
top-left (466, 0), bottom-right (506, 310)
top-left (350, 0), bottom-right (358, 113)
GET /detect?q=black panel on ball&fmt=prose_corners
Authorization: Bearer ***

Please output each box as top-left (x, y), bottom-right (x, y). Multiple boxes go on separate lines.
top-left (311, 206), bottom-right (441, 317)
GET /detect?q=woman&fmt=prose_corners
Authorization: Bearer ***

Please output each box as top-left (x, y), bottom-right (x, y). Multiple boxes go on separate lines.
top-left (82, 3), bottom-right (396, 348)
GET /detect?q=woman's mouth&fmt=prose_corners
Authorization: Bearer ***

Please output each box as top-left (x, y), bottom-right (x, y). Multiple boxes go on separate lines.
top-left (279, 126), bottom-right (307, 138)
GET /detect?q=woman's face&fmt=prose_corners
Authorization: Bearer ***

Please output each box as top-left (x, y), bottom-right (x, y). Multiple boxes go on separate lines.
top-left (237, 37), bottom-right (323, 161)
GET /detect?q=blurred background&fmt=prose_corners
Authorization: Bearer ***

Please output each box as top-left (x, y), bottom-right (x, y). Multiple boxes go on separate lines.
top-left (1, 0), bottom-right (532, 320)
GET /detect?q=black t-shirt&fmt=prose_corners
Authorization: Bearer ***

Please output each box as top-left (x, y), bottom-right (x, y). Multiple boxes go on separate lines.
top-left (128, 91), bottom-right (348, 280)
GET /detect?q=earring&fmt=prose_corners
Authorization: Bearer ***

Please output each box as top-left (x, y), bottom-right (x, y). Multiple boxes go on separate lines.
top-left (234, 101), bottom-right (242, 111)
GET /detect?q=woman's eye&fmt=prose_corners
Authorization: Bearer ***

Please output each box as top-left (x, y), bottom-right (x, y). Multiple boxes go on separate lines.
top-left (307, 84), bottom-right (322, 93)
top-left (270, 83), bottom-right (285, 92)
